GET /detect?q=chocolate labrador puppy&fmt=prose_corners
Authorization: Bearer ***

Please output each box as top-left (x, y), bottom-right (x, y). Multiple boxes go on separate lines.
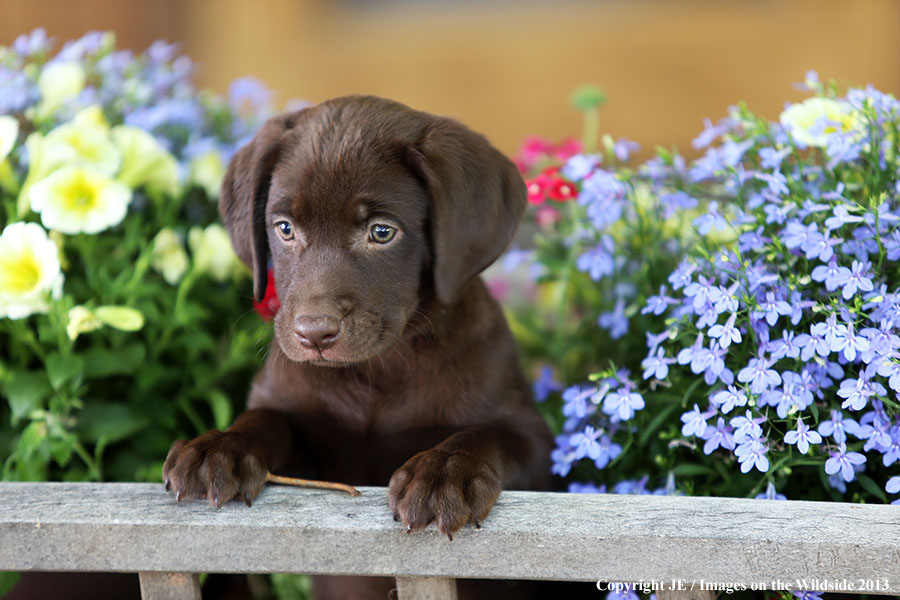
top-left (162, 95), bottom-right (552, 598)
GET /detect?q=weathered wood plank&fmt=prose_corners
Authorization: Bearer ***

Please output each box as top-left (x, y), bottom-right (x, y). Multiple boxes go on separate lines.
top-left (1, 483), bottom-right (898, 595)
top-left (138, 572), bottom-right (201, 600)
top-left (396, 576), bottom-right (458, 600)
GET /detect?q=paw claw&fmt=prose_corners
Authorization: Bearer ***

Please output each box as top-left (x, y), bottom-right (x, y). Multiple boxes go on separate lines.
top-left (388, 448), bottom-right (500, 539)
top-left (164, 479), bottom-right (170, 492)
top-left (175, 491), bottom-right (181, 502)
top-left (244, 493), bottom-right (252, 507)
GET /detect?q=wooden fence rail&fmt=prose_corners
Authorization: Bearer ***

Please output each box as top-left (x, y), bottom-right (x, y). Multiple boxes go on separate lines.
top-left (1, 482), bottom-right (899, 599)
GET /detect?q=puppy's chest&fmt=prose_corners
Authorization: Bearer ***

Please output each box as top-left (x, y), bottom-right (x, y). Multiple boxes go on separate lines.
top-left (318, 372), bottom-right (459, 431)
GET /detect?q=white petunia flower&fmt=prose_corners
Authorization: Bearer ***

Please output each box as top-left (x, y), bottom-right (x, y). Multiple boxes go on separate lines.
top-left (29, 166), bottom-right (132, 234)
top-left (0, 222), bottom-right (64, 319)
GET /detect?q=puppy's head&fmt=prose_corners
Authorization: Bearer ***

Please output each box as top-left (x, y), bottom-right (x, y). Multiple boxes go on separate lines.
top-left (220, 96), bottom-right (525, 365)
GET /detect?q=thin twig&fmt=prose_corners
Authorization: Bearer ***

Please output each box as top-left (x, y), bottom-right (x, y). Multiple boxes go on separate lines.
top-left (265, 472), bottom-right (361, 496)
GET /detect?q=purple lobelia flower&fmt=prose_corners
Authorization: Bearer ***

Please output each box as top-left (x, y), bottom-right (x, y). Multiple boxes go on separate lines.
top-left (832, 260), bottom-right (875, 300)
top-left (693, 201), bottom-right (729, 235)
top-left (817, 410), bottom-right (860, 444)
top-left (836, 374), bottom-right (878, 411)
top-left (730, 410), bottom-right (766, 443)
top-left (711, 385), bottom-right (748, 414)
top-left (562, 385), bottom-right (596, 420)
top-left (598, 298), bottom-right (628, 340)
top-left (735, 437), bottom-right (769, 473)
top-left (825, 444), bottom-right (866, 482)
top-left (680, 403), bottom-right (715, 437)
top-left (811, 257), bottom-right (850, 292)
top-left (784, 417), bottom-right (822, 454)
top-left (708, 312), bottom-right (742, 348)
top-left (737, 356), bottom-right (781, 395)
top-left (887, 476), bottom-right (900, 495)
top-left (642, 285), bottom-right (679, 315)
top-left (755, 481), bottom-right (787, 500)
top-left (701, 417), bottom-right (735, 455)
top-left (577, 236), bottom-right (616, 281)
top-left (561, 153), bottom-right (601, 181)
top-left (641, 347), bottom-right (674, 380)
top-left (754, 291), bottom-right (793, 327)
top-left (533, 365), bottom-right (562, 402)
top-left (677, 334), bottom-right (713, 374)
top-left (602, 383), bottom-right (645, 421)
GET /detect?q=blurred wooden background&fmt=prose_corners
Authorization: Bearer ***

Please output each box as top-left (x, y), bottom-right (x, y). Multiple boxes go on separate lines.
top-left (3, 0), bottom-right (899, 156)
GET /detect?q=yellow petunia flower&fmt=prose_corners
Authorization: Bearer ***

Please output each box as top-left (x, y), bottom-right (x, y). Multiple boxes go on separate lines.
top-left (66, 305), bottom-right (103, 341)
top-left (36, 61), bottom-right (86, 118)
top-left (188, 150), bottom-right (226, 199)
top-left (43, 106), bottom-right (120, 176)
top-left (29, 166), bottom-right (132, 234)
top-left (112, 125), bottom-right (180, 196)
top-left (66, 304), bottom-right (144, 341)
top-left (188, 224), bottom-right (245, 282)
top-left (17, 106), bottom-right (121, 216)
top-left (0, 115), bottom-right (18, 162)
top-left (151, 228), bottom-right (189, 285)
top-left (0, 222), bottom-right (64, 319)
top-left (95, 305), bottom-right (144, 331)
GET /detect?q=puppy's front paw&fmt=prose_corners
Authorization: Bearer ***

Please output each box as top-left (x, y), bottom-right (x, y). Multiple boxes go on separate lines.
top-left (162, 430), bottom-right (267, 508)
top-left (388, 449), bottom-right (501, 540)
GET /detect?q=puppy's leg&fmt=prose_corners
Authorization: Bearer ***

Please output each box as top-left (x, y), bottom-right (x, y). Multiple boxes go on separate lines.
top-left (163, 408), bottom-right (291, 507)
top-left (388, 415), bottom-right (551, 539)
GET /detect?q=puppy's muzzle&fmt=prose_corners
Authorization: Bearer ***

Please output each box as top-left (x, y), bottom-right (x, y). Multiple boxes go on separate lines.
top-left (294, 315), bottom-right (341, 351)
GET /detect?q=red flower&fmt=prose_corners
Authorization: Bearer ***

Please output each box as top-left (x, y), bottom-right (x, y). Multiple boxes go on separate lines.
top-left (525, 166), bottom-right (577, 205)
top-left (546, 178), bottom-right (577, 202)
top-left (525, 180), bottom-right (543, 204)
top-left (253, 268), bottom-right (280, 321)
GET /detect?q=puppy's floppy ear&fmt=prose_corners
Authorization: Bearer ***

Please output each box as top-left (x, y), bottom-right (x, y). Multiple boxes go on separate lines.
top-left (220, 112), bottom-right (299, 301)
top-left (408, 118), bottom-right (527, 305)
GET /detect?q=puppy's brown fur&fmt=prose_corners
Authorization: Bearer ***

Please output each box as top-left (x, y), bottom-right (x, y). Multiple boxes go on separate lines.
top-left (163, 96), bottom-right (552, 599)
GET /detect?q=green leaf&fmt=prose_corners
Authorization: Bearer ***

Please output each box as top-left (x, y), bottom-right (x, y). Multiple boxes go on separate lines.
top-left (3, 371), bottom-right (52, 423)
top-left (46, 352), bottom-right (85, 390)
top-left (671, 463), bottom-right (717, 477)
top-left (638, 401), bottom-right (680, 445)
top-left (82, 343), bottom-right (146, 378)
top-left (0, 572), bottom-right (21, 596)
top-left (78, 403), bottom-right (147, 444)
top-left (50, 435), bottom-right (76, 467)
top-left (17, 421), bottom-right (48, 459)
top-left (857, 474), bottom-right (888, 503)
top-left (207, 389), bottom-right (233, 431)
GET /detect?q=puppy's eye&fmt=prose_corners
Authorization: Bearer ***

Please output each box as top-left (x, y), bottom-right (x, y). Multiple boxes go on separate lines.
top-left (369, 223), bottom-right (396, 244)
top-left (275, 221), bottom-right (294, 241)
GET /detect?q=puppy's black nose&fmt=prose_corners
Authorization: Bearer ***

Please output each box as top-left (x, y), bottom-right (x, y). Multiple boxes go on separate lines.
top-left (294, 315), bottom-right (341, 350)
